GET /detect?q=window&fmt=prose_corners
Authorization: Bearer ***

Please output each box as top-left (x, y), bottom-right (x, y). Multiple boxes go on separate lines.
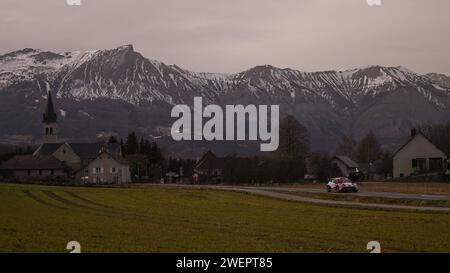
top-left (50, 169), bottom-right (54, 175)
top-left (110, 167), bottom-right (117, 174)
top-left (429, 158), bottom-right (443, 172)
top-left (39, 170), bottom-right (43, 176)
top-left (93, 167), bottom-right (104, 174)
top-left (412, 158), bottom-right (427, 172)
top-left (27, 170), bottom-right (31, 176)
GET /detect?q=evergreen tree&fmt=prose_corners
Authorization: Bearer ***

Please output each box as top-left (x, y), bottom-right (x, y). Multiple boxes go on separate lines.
top-left (125, 132), bottom-right (139, 155)
top-left (108, 136), bottom-right (118, 144)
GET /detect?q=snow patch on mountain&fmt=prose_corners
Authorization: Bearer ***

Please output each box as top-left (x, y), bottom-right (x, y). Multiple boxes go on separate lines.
top-left (1, 45), bottom-right (450, 110)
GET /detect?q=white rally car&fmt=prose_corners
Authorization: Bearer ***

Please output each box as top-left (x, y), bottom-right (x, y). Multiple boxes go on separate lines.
top-left (326, 177), bottom-right (359, 193)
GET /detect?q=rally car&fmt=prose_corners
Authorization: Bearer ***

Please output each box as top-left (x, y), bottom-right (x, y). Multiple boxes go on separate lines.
top-left (326, 177), bottom-right (359, 193)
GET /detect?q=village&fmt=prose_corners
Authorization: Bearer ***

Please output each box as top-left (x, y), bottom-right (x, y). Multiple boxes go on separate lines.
top-left (2, 0), bottom-right (450, 256)
top-left (0, 91), bottom-right (449, 186)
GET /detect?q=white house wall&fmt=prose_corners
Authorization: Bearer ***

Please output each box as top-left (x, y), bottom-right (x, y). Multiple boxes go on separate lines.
top-left (393, 134), bottom-right (447, 178)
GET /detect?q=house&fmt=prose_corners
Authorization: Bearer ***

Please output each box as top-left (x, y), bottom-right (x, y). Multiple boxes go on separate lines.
top-left (194, 150), bottom-right (255, 184)
top-left (393, 129), bottom-right (448, 178)
top-left (76, 149), bottom-right (131, 184)
top-left (194, 151), bottom-right (226, 183)
top-left (0, 91), bottom-right (131, 184)
top-left (0, 155), bottom-right (70, 181)
top-left (331, 155), bottom-right (361, 178)
top-left (165, 172), bottom-right (180, 184)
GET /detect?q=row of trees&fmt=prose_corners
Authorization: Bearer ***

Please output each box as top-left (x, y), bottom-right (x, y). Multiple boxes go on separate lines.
top-left (420, 123), bottom-right (450, 156)
top-left (261, 115), bottom-right (392, 182)
top-left (335, 131), bottom-right (393, 177)
top-left (202, 115), bottom-right (311, 184)
top-left (115, 132), bottom-right (165, 180)
top-left (115, 121), bottom-right (450, 183)
top-left (119, 132), bottom-right (196, 181)
top-left (282, 122), bottom-right (450, 182)
top-left (215, 115), bottom-right (394, 184)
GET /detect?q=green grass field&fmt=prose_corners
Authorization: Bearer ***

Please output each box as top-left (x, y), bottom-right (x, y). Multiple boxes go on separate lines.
top-left (1, 183), bottom-right (450, 253)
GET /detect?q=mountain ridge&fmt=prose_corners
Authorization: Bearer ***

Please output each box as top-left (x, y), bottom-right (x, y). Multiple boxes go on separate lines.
top-left (1, 45), bottom-right (450, 155)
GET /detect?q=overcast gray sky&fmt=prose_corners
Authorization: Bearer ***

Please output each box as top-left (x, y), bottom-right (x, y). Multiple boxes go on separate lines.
top-left (0, 0), bottom-right (449, 74)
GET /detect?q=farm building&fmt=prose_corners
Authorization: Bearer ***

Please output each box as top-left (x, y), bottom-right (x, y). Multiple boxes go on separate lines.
top-left (194, 151), bottom-right (226, 183)
top-left (393, 129), bottom-right (448, 178)
top-left (331, 155), bottom-right (361, 178)
top-left (0, 155), bottom-right (70, 181)
top-left (194, 150), bottom-right (255, 184)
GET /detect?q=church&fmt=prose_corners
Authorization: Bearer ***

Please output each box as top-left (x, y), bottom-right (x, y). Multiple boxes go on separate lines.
top-left (0, 91), bottom-right (132, 184)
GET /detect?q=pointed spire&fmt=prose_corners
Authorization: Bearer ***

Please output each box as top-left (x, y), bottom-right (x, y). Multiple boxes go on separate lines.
top-left (43, 91), bottom-right (57, 124)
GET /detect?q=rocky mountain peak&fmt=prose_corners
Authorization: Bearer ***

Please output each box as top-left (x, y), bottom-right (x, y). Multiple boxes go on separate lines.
top-left (1, 45), bottom-right (450, 153)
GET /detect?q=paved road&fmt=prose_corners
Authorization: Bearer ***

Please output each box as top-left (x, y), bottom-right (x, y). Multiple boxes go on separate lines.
top-left (252, 186), bottom-right (450, 201)
top-left (215, 187), bottom-right (450, 212)
top-left (151, 184), bottom-right (450, 212)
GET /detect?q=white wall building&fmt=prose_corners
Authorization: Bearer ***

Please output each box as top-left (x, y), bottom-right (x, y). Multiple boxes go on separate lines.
top-left (393, 130), bottom-right (447, 178)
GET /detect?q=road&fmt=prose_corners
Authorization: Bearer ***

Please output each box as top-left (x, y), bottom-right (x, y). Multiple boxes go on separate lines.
top-left (215, 187), bottom-right (450, 212)
top-left (150, 184), bottom-right (450, 212)
top-left (251, 186), bottom-right (450, 201)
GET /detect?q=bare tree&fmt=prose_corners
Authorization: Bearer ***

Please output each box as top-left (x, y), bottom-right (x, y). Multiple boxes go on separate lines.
top-left (273, 115), bottom-right (310, 181)
top-left (276, 115), bottom-right (310, 160)
top-left (335, 135), bottom-right (357, 159)
top-left (420, 123), bottom-right (450, 155)
top-left (356, 131), bottom-right (381, 165)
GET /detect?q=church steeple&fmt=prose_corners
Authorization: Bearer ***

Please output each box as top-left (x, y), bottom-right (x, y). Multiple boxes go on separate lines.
top-left (42, 91), bottom-right (58, 143)
top-left (43, 91), bottom-right (57, 124)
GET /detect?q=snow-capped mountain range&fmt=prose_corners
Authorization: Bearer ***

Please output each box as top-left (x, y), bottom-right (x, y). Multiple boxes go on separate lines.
top-left (1, 45), bottom-right (450, 155)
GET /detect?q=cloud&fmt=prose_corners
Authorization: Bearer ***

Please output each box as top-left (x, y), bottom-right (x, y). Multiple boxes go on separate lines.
top-left (0, 0), bottom-right (449, 74)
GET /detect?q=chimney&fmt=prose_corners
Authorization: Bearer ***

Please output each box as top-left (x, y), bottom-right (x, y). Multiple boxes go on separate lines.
top-left (411, 128), bottom-right (417, 138)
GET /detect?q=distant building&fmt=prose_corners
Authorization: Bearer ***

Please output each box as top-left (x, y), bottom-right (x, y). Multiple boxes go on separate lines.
top-left (393, 129), bottom-right (448, 178)
top-left (194, 151), bottom-right (226, 183)
top-left (194, 150), bottom-right (254, 184)
top-left (331, 155), bottom-right (360, 178)
top-left (0, 155), bottom-right (70, 180)
top-left (75, 148), bottom-right (131, 184)
top-left (42, 89), bottom-right (58, 144)
top-left (0, 91), bottom-right (131, 184)
top-left (165, 172), bottom-right (180, 184)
